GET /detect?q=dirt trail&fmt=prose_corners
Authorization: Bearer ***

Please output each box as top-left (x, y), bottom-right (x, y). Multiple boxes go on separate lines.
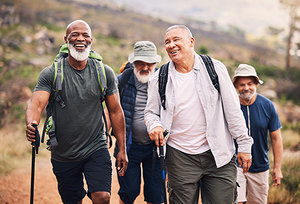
top-left (0, 155), bottom-right (145, 204)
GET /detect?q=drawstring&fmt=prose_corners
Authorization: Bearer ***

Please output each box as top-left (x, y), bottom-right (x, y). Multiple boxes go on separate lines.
top-left (247, 106), bottom-right (251, 136)
top-left (246, 93), bottom-right (255, 136)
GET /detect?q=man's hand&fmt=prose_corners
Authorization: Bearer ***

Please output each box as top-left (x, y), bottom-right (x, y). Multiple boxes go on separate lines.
top-left (149, 126), bottom-right (165, 147)
top-left (26, 120), bottom-right (38, 144)
top-left (272, 167), bottom-right (283, 186)
top-left (116, 150), bottom-right (128, 177)
top-left (237, 152), bottom-right (252, 173)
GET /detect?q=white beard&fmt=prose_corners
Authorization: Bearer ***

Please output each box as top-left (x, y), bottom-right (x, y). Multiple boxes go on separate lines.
top-left (67, 42), bottom-right (91, 61)
top-left (239, 89), bottom-right (256, 102)
top-left (133, 68), bottom-right (153, 84)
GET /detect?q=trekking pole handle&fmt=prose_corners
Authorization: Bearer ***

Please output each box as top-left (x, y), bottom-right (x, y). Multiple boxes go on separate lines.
top-left (158, 130), bottom-right (169, 157)
top-left (163, 130), bottom-right (169, 138)
top-left (32, 124), bottom-right (40, 154)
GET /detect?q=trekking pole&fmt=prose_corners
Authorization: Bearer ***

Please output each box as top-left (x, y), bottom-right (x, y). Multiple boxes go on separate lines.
top-left (30, 124), bottom-right (40, 204)
top-left (159, 130), bottom-right (169, 204)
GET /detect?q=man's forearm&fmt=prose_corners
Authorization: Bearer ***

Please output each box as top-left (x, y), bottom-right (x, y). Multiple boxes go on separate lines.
top-left (110, 110), bottom-right (126, 151)
top-left (271, 130), bottom-right (283, 169)
top-left (26, 91), bottom-right (50, 125)
top-left (25, 101), bottom-right (43, 125)
top-left (272, 138), bottom-right (283, 169)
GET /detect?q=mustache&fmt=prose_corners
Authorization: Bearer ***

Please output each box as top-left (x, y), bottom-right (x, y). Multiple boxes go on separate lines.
top-left (140, 70), bottom-right (150, 74)
top-left (241, 90), bottom-right (253, 94)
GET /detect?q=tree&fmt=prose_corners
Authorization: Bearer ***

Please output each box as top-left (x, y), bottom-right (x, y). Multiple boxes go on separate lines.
top-left (279, 0), bottom-right (300, 69)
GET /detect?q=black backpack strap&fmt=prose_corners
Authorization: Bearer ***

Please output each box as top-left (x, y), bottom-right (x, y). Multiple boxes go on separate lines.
top-left (199, 55), bottom-right (220, 93)
top-left (118, 65), bottom-right (134, 99)
top-left (158, 63), bottom-right (169, 110)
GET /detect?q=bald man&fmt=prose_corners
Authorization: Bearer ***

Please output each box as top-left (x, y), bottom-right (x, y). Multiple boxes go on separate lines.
top-left (26, 20), bottom-right (128, 204)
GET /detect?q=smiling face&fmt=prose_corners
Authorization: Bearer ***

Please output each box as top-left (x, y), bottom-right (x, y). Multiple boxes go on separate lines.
top-left (164, 27), bottom-right (195, 64)
top-left (64, 20), bottom-right (92, 61)
top-left (235, 76), bottom-right (258, 103)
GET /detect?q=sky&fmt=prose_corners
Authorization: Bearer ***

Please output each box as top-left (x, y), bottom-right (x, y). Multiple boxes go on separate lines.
top-left (110, 0), bottom-right (290, 37)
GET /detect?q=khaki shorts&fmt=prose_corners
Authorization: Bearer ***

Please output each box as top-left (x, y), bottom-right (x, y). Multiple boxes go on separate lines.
top-left (236, 167), bottom-right (269, 204)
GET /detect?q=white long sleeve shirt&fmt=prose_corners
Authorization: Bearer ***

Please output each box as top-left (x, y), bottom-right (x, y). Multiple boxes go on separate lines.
top-left (144, 53), bottom-right (253, 168)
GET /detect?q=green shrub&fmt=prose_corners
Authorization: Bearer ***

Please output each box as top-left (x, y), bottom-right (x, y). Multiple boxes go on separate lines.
top-left (198, 46), bottom-right (209, 55)
top-left (281, 158), bottom-right (300, 203)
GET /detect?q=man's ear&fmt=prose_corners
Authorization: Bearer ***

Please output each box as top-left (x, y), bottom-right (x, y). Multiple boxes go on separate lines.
top-left (190, 37), bottom-right (195, 47)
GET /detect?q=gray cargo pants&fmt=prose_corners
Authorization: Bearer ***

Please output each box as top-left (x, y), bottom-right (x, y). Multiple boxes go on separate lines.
top-left (166, 145), bottom-right (237, 204)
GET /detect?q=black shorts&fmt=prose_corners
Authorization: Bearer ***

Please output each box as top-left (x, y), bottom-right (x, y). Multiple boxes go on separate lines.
top-left (51, 148), bottom-right (112, 204)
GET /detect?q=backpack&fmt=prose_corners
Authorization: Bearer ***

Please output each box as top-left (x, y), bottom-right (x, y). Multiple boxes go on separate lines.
top-left (119, 61), bottom-right (133, 74)
top-left (158, 54), bottom-right (220, 110)
top-left (118, 63), bottom-right (134, 98)
top-left (41, 44), bottom-right (112, 149)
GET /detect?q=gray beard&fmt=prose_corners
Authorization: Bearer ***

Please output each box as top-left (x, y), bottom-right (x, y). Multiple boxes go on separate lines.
top-left (67, 42), bottom-right (91, 61)
top-left (239, 89), bottom-right (256, 102)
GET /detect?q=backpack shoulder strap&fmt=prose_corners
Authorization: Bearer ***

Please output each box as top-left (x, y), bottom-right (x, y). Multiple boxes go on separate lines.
top-left (118, 65), bottom-right (134, 99)
top-left (199, 55), bottom-right (220, 93)
top-left (52, 59), bottom-right (66, 109)
top-left (92, 59), bottom-right (112, 148)
top-left (92, 59), bottom-right (107, 101)
top-left (53, 59), bottom-right (64, 91)
top-left (42, 59), bottom-right (65, 143)
top-left (158, 62), bottom-right (169, 110)
top-left (55, 44), bottom-right (68, 62)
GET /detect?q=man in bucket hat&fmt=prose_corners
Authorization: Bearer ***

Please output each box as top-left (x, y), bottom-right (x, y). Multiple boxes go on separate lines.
top-left (233, 64), bottom-right (283, 204)
top-left (114, 41), bottom-right (164, 204)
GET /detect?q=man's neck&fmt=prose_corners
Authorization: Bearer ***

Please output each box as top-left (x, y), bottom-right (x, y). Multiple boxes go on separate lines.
top-left (174, 53), bottom-right (195, 73)
top-left (240, 93), bottom-right (258, 106)
top-left (67, 56), bottom-right (87, 70)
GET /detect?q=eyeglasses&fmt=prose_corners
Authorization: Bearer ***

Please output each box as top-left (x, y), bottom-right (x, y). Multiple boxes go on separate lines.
top-left (134, 61), bottom-right (156, 68)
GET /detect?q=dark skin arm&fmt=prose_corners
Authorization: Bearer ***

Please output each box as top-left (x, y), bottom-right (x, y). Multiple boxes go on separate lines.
top-left (105, 92), bottom-right (128, 176)
top-left (25, 91), bottom-right (50, 143)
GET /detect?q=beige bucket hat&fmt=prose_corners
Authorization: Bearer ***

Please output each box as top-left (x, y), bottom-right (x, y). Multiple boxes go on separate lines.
top-left (232, 64), bottom-right (263, 85)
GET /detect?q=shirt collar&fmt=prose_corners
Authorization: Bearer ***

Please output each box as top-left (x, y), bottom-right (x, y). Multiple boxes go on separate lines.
top-left (169, 51), bottom-right (200, 71)
top-left (193, 52), bottom-right (202, 70)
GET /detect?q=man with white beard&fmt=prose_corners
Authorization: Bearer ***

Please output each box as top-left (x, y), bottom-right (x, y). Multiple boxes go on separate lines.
top-left (26, 20), bottom-right (128, 204)
top-left (114, 41), bottom-right (164, 204)
top-left (233, 64), bottom-right (283, 204)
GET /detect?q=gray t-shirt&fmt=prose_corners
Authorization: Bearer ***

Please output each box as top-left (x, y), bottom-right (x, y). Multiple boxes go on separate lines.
top-left (132, 76), bottom-right (151, 144)
top-left (35, 58), bottom-right (118, 161)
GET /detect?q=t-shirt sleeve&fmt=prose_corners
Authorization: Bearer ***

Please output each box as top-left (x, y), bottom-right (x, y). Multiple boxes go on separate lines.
top-left (34, 64), bottom-right (55, 93)
top-left (268, 102), bottom-right (282, 132)
top-left (104, 64), bottom-right (118, 96)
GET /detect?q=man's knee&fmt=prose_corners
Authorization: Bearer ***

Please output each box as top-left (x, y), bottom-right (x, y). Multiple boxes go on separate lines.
top-left (91, 191), bottom-right (110, 204)
top-left (119, 192), bottom-right (139, 204)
